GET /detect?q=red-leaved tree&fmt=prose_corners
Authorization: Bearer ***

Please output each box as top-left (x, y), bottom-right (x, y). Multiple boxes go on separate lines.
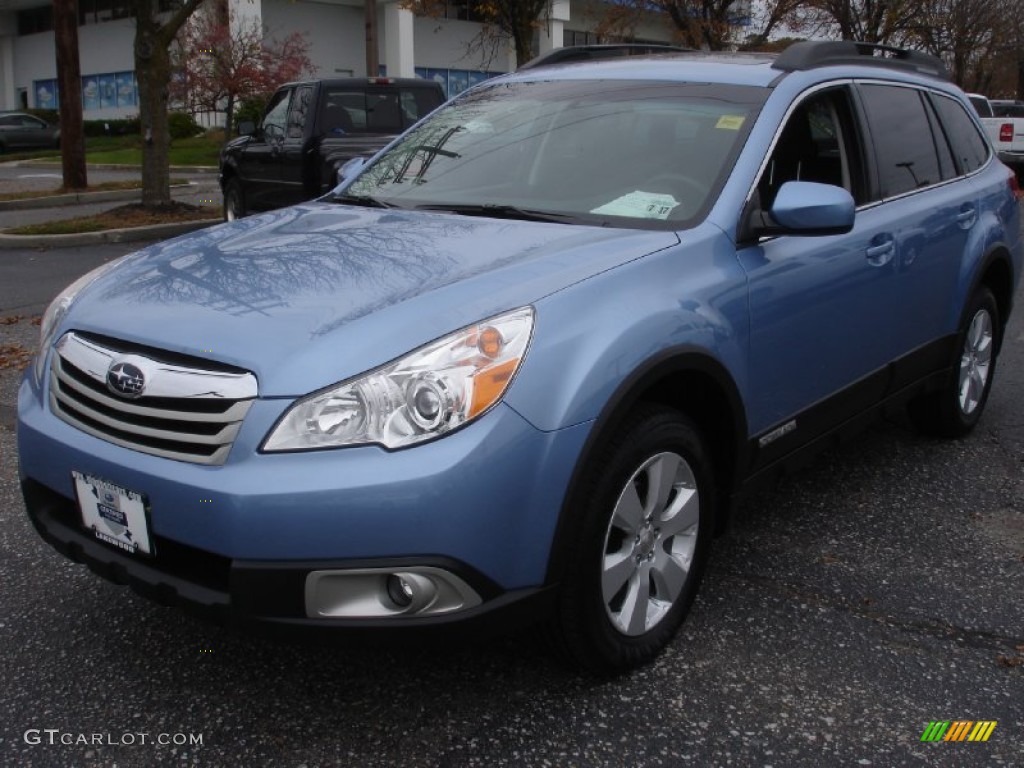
top-left (173, 12), bottom-right (314, 139)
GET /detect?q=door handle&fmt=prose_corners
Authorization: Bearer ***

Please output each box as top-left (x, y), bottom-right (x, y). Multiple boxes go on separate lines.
top-left (866, 239), bottom-right (895, 267)
top-left (955, 206), bottom-right (976, 229)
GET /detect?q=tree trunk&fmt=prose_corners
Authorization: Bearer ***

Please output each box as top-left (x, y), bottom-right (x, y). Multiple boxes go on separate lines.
top-left (53, 0), bottom-right (87, 190)
top-left (132, 0), bottom-right (206, 207)
top-left (135, 1), bottom-right (172, 205)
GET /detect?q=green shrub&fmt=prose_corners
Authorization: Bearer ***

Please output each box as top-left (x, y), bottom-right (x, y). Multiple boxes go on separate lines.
top-left (26, 108), bottom-right (58, 124)
top-left (82, 117), bottom-right (140, 136)
top-left (168, 111), bottom-right (204, 140)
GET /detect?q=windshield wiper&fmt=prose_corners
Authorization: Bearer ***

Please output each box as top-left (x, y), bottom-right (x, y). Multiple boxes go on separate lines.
top-left (332, 193), bottom-right (399, 209)
top-left (412, 203), bottom-right (577, 223)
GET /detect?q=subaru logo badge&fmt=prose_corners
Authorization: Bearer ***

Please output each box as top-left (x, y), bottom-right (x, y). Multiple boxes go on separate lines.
top-left (106, 361), bottom-right (146, 398)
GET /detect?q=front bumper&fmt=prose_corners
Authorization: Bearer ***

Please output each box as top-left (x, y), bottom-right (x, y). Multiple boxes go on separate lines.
top-left (22, 478), bottom-right (556, 635)
top-left (18, 372), bottom-right (589, 630)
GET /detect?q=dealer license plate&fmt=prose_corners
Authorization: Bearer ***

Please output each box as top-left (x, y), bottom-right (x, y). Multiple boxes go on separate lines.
top-left (72, 472), bottom-right (154, 556)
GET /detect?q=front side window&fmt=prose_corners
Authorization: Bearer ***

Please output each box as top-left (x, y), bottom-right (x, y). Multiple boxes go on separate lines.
top-left (261, 90), bottom-right (291, 140)
top-left (343, 79), bottom-right (766, 228)
top-left (860, 84), bottom-right (943, 198)
top-left (756, 87), bottom-right (864, 208)
top-left (286, 86), bottom-right (313, 139)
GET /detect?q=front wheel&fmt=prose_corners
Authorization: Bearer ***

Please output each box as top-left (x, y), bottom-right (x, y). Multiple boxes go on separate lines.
top-left (223, 178), bottom-right (247, 221)
top-left (549, 405), bottom-right (715, 672)
top-left (910, 286), bottom-right (1001, 437)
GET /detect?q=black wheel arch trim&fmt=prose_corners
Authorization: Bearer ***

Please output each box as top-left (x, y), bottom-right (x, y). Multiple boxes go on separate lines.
top-left (965, 242), bottom-right (1016, 354)
top-left (543, 347), bottom-right (748, 587)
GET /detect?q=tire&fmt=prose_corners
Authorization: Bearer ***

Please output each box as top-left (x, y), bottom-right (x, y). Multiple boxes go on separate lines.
top-left (223, 177), bottom-right (247, 221)
top-left (910, 286), bottom-right (1001, 438)
top-left (549, 404), bottom-right (715, 672)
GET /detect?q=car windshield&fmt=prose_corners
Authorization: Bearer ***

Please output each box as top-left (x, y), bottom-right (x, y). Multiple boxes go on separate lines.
top-left (342, 79), bottom-right (766, 228)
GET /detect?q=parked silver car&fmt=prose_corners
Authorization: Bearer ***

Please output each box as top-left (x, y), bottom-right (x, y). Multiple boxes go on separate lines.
top-left (0, 111), bottom-right (60, 152)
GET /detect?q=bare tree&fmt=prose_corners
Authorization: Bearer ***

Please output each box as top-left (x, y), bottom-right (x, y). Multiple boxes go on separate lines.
top-left (405, 0), bottom-right (548, 66)
top-left (787, 0), bottom-right (917, 44)
top-left (740, 0), bottom-right (810, 50)
top-left (591, 0), bottom-right (738, 50)
top-left (906, 0), bottom-right (1003, 90)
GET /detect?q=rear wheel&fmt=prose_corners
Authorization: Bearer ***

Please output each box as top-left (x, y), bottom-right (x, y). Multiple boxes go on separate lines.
top-left (549, 405), bottom-right (715, 672)
top-left (910, 286), bottom-right (1000, 437)
top-left (223, 178), bottom-right (247, 221)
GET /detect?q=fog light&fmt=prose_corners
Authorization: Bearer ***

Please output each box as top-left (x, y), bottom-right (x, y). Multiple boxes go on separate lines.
top-left (386, 574), bottom-right (415, 608)
top-left (305, 567), bottom-right (482, 618)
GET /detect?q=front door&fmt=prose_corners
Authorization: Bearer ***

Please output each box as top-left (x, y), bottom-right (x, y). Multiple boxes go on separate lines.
top-left (236, 88), bottom-right (292, 212)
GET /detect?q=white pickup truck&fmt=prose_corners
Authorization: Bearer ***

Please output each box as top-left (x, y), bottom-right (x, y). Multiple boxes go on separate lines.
top-left (970, 94), bottom-right (1024, 174)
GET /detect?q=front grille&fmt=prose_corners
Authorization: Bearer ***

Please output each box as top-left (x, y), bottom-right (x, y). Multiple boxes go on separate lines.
top-left (49, 332), bottom-right (258, 465)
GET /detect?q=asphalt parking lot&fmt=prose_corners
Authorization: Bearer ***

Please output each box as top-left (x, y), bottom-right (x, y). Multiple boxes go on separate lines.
top-left (0, 242), bottom-right (1021, 767)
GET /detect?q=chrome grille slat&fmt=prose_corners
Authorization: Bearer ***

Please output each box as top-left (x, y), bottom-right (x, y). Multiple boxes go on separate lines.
top-left (50, 383), bottom-right (243, 445)
top-left (52, 365), bottom-right (252, 422)
top-left (49, 333), bottom-right (258, 466)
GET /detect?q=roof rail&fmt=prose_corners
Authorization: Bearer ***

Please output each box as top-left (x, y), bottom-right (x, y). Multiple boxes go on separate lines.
top-left (772, 41), bottom-right (950, 80)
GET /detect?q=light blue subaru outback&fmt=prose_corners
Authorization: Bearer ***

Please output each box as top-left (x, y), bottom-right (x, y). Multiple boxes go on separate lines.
top-left (18, 41), bottom-right (1022, 671)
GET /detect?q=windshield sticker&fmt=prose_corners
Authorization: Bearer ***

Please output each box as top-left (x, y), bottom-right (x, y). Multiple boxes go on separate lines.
top-left (591, 192), bottom-right (680, 220)
top-left (716, 115), bottom-right (745, 131)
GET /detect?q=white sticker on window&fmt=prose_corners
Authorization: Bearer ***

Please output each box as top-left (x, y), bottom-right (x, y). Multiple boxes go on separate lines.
top-left (591, 192), bottom-right (680, 220)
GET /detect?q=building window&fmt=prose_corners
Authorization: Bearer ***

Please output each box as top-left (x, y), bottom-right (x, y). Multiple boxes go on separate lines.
top-left (443, 0), bottom-right (489, 22)
top-left (17, 7), bottom-right (53, 36)
top-left (563, 30), bottom-right (601, 47)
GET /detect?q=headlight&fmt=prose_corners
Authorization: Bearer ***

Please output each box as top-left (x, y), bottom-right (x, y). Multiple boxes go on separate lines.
top-left (34, 259), bottom-right (122, 380)
top-left (263, 306), bottom-right (534, 451)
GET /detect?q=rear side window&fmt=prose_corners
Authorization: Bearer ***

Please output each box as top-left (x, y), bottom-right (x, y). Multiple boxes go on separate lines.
top-left (931, 93), bottom-right (991, 174)
top-left (859, 84), bottom-right (943, 198)
top-left (319, 87), bottom-right (443, 135)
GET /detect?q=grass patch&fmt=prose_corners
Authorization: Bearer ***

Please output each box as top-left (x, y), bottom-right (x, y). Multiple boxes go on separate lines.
top-left (1, 134), bottom-right (222, 167)
top-left (86, 135), bottom-right (222, 167)
top-left (3, 202), bottom-right (220, 235)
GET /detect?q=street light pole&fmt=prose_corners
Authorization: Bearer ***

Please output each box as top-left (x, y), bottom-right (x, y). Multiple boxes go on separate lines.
top-left (365, 0), bottom-right (379, 76)
top-left (52, 0), bottom-right (87, 190)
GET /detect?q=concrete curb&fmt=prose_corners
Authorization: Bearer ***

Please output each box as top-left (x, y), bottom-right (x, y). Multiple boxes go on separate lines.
top-left (14, 160), bottom-right (219, 174)
top-left (0, 218), bottom-right (221, 249)
top-left (0, 182), bottom-right (195, 211)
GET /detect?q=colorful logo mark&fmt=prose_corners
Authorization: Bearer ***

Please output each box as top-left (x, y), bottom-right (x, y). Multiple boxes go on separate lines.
top-left (920, 721), bottom-right (997, 742)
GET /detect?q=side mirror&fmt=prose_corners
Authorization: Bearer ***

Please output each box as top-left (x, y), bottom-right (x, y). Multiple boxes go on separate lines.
top-left (771, 181), bottom-right (855, 234)
top-left (744, 181), bottom-right (855, 240)
top-left (237, 120), bottom-right (256, 136)
top-left (337, 156), bottom-right (368, 185)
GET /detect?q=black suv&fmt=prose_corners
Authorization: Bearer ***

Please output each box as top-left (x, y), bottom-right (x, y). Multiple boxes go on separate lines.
top-left (219, 78), bottom-right (446, 219)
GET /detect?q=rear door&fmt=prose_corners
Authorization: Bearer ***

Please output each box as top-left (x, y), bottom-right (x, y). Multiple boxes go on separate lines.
top-left (854, 83), bottom-right (971, 358)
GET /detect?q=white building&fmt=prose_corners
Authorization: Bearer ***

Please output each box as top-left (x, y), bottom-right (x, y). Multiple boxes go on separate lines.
top-left (0, 0), bottom-right (679, 118)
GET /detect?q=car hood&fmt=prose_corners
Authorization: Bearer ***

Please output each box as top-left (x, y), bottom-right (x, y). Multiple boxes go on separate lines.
top-left (65, 203), bottom-right (679, 396)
